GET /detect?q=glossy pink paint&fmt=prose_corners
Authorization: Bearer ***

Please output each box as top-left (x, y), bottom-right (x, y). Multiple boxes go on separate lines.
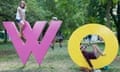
top-left (3, 20), bottom-right (62, 64)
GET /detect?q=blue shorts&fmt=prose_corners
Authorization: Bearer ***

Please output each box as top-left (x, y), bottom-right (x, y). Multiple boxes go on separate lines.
top-left (16, 19), bottom-right (22, 24)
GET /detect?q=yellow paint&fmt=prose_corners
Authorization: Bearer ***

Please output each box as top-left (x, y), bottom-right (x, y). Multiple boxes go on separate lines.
top-left (68, 24), bottom-right (118, 69)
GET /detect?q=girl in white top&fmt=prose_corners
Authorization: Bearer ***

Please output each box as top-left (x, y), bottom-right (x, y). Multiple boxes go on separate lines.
top-left (16, 0), bottom-right (26, 38)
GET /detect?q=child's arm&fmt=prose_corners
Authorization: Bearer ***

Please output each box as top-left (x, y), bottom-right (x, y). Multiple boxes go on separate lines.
top-left (92, 44), bottom-right (105, 56)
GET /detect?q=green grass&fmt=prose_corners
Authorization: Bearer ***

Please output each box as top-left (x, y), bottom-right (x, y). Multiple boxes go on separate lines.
top-left (0, 41), bottom-right (120, 72)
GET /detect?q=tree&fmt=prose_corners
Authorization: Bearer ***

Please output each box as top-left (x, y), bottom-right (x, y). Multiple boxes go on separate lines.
top-left (86, 0), bottom-right (106, 24)
top-left (26, 0), bottom-right (51, 25)
top-left (0, 0), bottom-right (19, 43)
top-left (86, 0), bottom-right (120, 43)
top-left (110, 1), bottom-right (120, 43)
top-left (44, 0), bottom-right (89, 38)
top-left (0, 0), bottom-right (50, 42)
top-left (99, 0), bottom-right (120, 43)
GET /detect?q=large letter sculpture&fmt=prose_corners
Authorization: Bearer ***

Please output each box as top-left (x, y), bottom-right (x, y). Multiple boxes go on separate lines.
top-left (68, 24), bottom-right (118, 69)
top-left (3, 20), bottom-right (62, 65)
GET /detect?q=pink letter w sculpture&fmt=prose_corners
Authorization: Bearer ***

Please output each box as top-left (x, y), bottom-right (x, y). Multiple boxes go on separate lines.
top-left (3, 20), bottom-right (62, 65)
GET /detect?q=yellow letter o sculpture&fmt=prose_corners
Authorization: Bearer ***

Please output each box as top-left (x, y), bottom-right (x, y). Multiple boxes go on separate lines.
top-left (68, 24), bottom-right (118, 69)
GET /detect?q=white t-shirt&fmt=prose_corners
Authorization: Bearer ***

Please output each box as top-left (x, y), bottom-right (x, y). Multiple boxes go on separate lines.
top-left (16, 7), bottom-right (26, 20)
top-left (91, 35), bottom-right (98, 42)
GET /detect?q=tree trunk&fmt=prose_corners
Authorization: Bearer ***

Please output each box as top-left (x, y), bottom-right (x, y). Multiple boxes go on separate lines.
top-left (110, 1), bottom-right (120, 44)
top-left (117, 1), bottom-right (120, 44)
top-left (116, 28), bottom-right (120, 44)
top-left (105, 1), bottom-right (112, 29)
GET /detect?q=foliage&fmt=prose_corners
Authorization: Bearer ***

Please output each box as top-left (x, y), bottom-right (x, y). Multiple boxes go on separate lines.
top-left (99, 0), bottom-right (119, 5)
top-left (86, 0), bottom-right (106, 24)
top-left (26, 0), bottom-right (51, 26)
top-left (0, 0), bottom-right (119, 39)
top-left (0, 0), bottom-right (19, 30)
top-left (0, 0), bottom-right (90, 39)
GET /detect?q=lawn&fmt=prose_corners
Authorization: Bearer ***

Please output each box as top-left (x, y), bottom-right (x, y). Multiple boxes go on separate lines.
top-left (0, 41), bottom-right (120, 72)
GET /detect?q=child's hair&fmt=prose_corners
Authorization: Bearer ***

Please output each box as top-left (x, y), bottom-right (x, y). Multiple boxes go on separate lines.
top-left (19, 0), bottom-right (26, 9)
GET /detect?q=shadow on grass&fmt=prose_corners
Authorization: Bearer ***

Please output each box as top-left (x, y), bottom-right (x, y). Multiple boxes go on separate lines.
top-left (0, 50), bottom-right (15, 56)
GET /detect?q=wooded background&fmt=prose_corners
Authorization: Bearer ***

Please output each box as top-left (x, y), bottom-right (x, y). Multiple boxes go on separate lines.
top-left (0, 0), bottom-right (120, 42)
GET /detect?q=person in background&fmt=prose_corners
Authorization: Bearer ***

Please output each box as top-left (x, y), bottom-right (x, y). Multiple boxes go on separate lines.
top-left (16, 0), bottom-right (26, 38)
top-left (50, 17), bottom-right (58, 50)
top-left (56, 31), bottom-right (64, 48)
top-left (50, 17), bottom-right (64, 49)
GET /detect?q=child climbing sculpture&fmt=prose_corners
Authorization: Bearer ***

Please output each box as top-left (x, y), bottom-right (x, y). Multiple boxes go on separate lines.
top-left (16, 0), bottom-right (26, 38)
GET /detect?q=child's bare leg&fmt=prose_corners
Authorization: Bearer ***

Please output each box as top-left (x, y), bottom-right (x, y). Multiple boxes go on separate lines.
top-left (59, 40), bottom-right (63, 48)
top-left (51, 39), bottom-right (56, 50)
top-left (92, 45), bottom-right (98, 57)
top-left (18, 23), bottom-right (25, 38)
top-left (92, 44), bottom-right (104, 57)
